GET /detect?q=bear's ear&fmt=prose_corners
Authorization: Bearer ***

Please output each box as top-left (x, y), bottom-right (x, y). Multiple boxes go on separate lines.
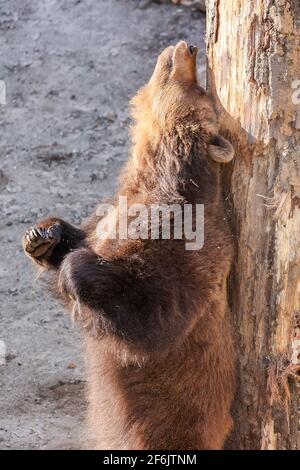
top-left (208, 135), bottom-right (235, 163)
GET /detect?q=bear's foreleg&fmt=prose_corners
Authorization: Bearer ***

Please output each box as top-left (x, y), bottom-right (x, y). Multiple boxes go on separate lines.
top-left (58, 247), bottom-right (191, 355)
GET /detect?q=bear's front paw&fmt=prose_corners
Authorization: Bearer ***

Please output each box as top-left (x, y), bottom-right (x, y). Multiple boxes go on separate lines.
top-left (58, 248), bottom-right (94, 302)
top-left (58, 248), bottom-right (110, 306)
top-left (23, 222), bottom-right (62, 259)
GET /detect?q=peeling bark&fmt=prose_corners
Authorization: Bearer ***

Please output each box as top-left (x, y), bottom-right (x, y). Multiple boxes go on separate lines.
top-left (206, 0), bottom-right (300, 449)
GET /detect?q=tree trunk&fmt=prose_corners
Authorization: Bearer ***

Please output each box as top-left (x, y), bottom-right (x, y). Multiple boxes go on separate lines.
top-left (206, 0), bottom-right (300, 450)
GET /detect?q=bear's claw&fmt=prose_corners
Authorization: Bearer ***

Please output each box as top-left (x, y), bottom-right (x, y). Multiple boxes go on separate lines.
top-left (23, 223), bottom-right (61, 258)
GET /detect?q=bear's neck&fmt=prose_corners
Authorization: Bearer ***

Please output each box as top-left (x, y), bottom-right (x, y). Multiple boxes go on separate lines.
top-left (124, 123), bottom-right (221, 207)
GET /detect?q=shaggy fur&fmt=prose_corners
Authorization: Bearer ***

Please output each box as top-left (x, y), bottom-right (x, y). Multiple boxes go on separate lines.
top-left (23, 41), bottom-right (236, 450)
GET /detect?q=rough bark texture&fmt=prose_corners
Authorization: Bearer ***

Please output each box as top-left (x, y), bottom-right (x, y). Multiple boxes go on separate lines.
top-left (206, 0), bottom-right (300, 450)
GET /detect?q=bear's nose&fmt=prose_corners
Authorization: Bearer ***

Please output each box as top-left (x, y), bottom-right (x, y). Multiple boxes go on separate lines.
top-left (189, 45), bottom-right (198, 55)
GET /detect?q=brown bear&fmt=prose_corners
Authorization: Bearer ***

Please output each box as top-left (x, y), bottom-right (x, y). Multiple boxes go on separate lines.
top-left (23, 41), bottom-right (236, 450)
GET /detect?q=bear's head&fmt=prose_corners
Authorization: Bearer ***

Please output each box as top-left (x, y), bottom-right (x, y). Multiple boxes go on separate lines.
top-left (131, 41), bottom-right (234, 164)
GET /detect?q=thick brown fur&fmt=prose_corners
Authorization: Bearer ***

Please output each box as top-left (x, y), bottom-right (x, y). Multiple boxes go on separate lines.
top-left (23, 41), bottom-right (236, 450)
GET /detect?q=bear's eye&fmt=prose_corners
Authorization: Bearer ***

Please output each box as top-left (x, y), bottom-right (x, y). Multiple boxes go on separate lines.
top-left (167, 57), bottom-right (173, 70)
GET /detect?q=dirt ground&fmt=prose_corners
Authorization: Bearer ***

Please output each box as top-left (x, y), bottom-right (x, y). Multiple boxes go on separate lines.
top-left (0, 0), bottom-right (205, 450)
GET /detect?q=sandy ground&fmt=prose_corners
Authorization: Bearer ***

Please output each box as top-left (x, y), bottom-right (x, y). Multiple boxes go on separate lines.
top-left (0, 0), bottom-right (205, 450)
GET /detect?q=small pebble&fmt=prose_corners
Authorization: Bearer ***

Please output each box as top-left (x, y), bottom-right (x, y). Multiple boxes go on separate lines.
top-left (67, 362), bottom-right (77, 369)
